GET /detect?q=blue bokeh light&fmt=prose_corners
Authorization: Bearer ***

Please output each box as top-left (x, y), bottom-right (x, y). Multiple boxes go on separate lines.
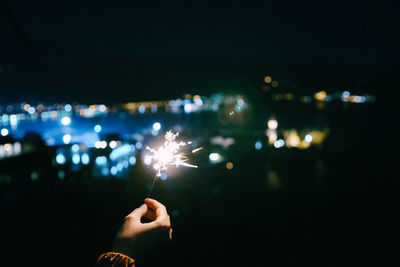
top-left (129, 156), bottom-right (136, 166)
top-left (94, 124), bottom-right (102, 133)
top-left (56, 154), bottom-right (66, 165)
top-left (160, 172), bottom-right (168, 180)
top-left (255, 141), bottom-right (262, 150)
top-left (81, 153), bottom-right (90, 165)
top-left (64, 104), bottom-right (72, 112)
top-left (72, 154), bottom-right (80, 164)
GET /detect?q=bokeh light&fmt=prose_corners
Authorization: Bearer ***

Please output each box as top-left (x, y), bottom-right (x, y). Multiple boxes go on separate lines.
top-left (72, 154), bottom-right (80, 164)
top-left (274, 139), bottom-right (285, 148)
top-left (153, 122), bottom-right (161, 131)
top-left (81, 153), bottom-right (90, 165)
top-left (209, 153), bottom-right (221, 163)
top-left (226, 162), bottom-right (234, 170)
top-left (94, 124), bottom-right (102, 133)
top-left (264, 76), bottom-right (272, 83)
top-left (56, 154), bottom-right (66, 165)
top-left (61, 117), bottom-right (71, 126)
top-left (305, 134), bottom-right (313, 143)
top-left (255, 141), bottom-right (262, 150)
top-left (267, 119), bottom-right (278, 130)
top-left (271, 80), bottom-right (279, 88)
top-left (63, 134), bottom-right (72, 144)
top-left (64, 104), bottom-right (72, 112)
top-left (1, 128), bottom-right (9, 136)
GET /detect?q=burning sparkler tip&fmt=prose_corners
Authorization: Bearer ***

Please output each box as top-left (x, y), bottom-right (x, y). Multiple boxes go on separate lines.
top-left (146, 131), bottom-right (200, 177)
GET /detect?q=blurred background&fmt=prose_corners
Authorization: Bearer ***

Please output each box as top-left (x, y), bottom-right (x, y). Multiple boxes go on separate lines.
top-left (1, 0), bottom-right (399, 266)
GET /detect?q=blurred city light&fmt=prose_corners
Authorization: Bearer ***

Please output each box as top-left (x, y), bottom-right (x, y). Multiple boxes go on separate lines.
top-left (94, 140), bottom-right (107, 149)
top-left (109, 140), bottom-right (117, 149)
top-left (352, 95), bottom-right (364, 103)
top-left (135, 142), bottom-right (143, 150)
top-left (1, 128), bottom-right (9, 136)
top-left (94, 124), bottom-right (102, 133)
top-left (81, 153), bottom-right (90, 165)
top-left (129, 156), bottom-right (136, 166)
top-left (305, 134), bottom-right (313, 143)
top-left (95, 156), bottom-right (107, 165)
top-left (184, 103), bottom-right (197, 113)
top-left (267, 119), bottom-right (278, 130)
top-left (210, 136), bottom-right (235, 148)
top-left (3, 143), bottom-right (12, 156)
top-left (160, 172), bottom-right (168, 180)
top-left (56, 154), bottom-right (66, 165)
top-left (271, 80), bottom-right (279, 88)
top-left (226, 162), bottom-right (234, 170)
top-left (117, 162), bottom-right (123, 171)
top-left (314, 91), bottom-right (327, 101)
top-left (209, 153), bottom-right (222, 163)
top-left (153, 122), bottom-right (161, 131)
top-left (23, 104), bottom-right (30, 111)
top-left (64, 104), bottom-right (72, 112)
top-left (71, 144), bottom-right (79, 153)
top-left (264, 76), bottom-right (272, 83)
top-left (10, 115), bottom-right (17, 127)
top-left (194, 95), bottom-right (203, 106)
top-left (2, 114), bottom-right (9, 123)
top-left (110, 144), bottom-right (132, 160)
top-left (94, 141), bottom-right (101, 149)
top-left (98, 104), bottom-right (107, 113)
top-left (151, 129), bottom-right (159, 136)
top-left (123, 160), bottom-right (129, 169)
top-left (72, 154), bottom-right (80, 164)
top-left (110, 166), bottom-right (118, 175)
top-left (266, 129), bottom-right (278, 144)
top-left (61, 117), bottom-right (71, 126)
top-left (274, 139), bottom-right (285, 148)
top-left (13, 142), bottom-right (21, 154)
top-left (255, 141), bottom-right (263, 150)
top-left (63, 134), bottom-right (72, 144)
top-left (0, 93), bottom-right (344, 183)
top-left (286, 130), bottom-right (301, 147)
top-left (27, 107), bottom-right (35, 115)
top-left (138, 105), bottom-right (146, 114)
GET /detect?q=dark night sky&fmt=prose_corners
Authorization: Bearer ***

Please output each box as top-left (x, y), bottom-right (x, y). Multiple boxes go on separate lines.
top-left (1, 0), bottom-right (399, 103)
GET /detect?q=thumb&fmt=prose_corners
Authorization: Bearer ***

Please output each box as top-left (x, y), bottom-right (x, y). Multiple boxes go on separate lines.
top-left (126, 204), bottom-right (148, 220)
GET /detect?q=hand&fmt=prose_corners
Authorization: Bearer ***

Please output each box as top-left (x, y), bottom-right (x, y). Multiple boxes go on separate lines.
top-left (112, 198), bottom-right (172, 260)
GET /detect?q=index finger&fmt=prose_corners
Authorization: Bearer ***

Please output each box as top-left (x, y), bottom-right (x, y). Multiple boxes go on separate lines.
top-left (145, 198), bottom-right (168, 218)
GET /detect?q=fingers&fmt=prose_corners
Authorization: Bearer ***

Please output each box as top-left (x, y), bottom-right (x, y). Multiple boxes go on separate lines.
top-left (145, 198), bottom-right (168, 218)
top-left (144, 209), bottom-right (157, 221)
top-left (125, 204), bottom-right (147, 220)
top-left (144, 198), bottom-right (171, 231)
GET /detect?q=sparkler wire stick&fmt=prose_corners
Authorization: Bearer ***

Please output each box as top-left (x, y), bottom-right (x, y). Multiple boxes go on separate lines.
top-left (147, 175), bottom-right (158, 198)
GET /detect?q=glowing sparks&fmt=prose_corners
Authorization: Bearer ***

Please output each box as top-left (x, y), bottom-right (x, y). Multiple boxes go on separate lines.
top-left (146, 131), bottom-right (200, 177)
top-left (192, 147), bottom-right (203, 153)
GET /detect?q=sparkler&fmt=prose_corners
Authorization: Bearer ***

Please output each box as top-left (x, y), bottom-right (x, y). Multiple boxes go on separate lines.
top-left (145, 131), bottom-right (202, 197)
